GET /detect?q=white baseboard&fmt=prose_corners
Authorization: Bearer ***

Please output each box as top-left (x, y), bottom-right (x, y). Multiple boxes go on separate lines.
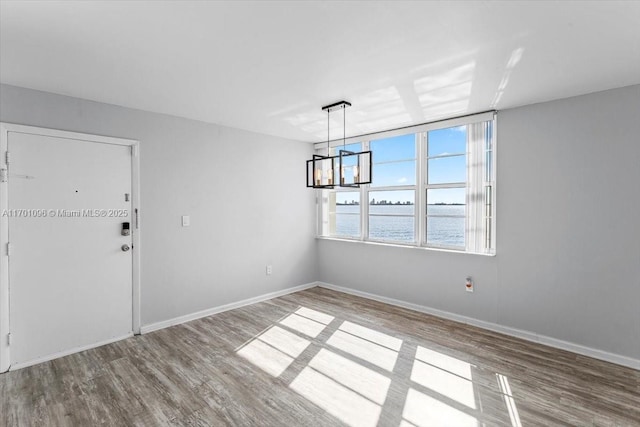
top-left (9, 332), bottom-right (134, 371)
top-left (140, 282), bottom-right (318, 334)
top-left (317, 282), bottom-right (640, 371)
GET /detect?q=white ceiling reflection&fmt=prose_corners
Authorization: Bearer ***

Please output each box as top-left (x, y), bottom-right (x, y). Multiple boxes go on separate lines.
top-left (2, 2), bottom-right (638, 142)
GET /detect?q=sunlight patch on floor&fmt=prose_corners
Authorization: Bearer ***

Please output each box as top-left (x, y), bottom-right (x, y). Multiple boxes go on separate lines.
top-left (257, 326), bottom-right (310, 358)
top-left (326, 329), bottom-right (398, 371)
top-left (411, 346), bottom-right (476, 409)
top-left (237, 338), bottom-right (294, 377)
top-left (411, 359), bottom-right (476, 409)
top-left (497, 373), bottom-right (522, 427)
top-left (415, 346), bottom-right (472, 380)
top-left (295, 307), bottom-right (335, 325)
top-left (280, 313), bottom-right (327, 338)
top-left (236, 326), bottom-right (310, 376)
top-left (290, 366), bottom-right (382, 427)
top-left (402, 388), bottom-right (478, 427)
top-left (235, 305), bottom-right (522, 426)
top-left (309, 348), bottom-right (391, 405)
top-left (325, 321), bottom-right (401, 371)
top-left (339, 321), bottom-right (403, 351)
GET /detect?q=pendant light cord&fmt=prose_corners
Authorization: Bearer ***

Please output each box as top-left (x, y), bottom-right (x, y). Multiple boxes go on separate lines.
top-left (325, 105), bottom-right (347, 153)
top-left (327, 109), bottom-right (330, 155)
top-left (343, 105), bottom-right (346, 151)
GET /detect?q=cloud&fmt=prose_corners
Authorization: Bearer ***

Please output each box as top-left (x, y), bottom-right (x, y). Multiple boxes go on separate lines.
top-left (397, 177), bottom-right (407, 183)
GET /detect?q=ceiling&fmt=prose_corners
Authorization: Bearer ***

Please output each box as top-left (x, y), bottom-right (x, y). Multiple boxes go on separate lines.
top-left (1, 1), bottom-right (639, 143)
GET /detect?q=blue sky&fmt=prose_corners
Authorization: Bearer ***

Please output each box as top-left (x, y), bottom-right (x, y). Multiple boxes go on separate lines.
top-left (332, 125), bottom-right (467, 204)
top-left (338, 126), bottom-right (467, 204)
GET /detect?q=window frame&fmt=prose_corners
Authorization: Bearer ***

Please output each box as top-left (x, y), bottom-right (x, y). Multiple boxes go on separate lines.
top-left (366, 134), bottom-right (418, 244)
top-left (315, 111), bottom-right (496, 255)
top-left (328, 189), bottom-right (362, 240)
top-left (423, 128), bottom-right (468, 251)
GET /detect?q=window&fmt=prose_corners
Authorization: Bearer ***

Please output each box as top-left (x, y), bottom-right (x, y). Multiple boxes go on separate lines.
top-left (368, 135), bottom-right (416, 243)
top-left (425, 126), bottom-right (467, 249)
top-left (369, 190), bottom-right (415, 242)
top-left (318, 112), bottom-right (495, 254)
top-left (426, 188), bottom-right (465, 248)
top-left (330, 191), bottom-right (360, 238)
top-left (321, 143), bottom-right (363, 238)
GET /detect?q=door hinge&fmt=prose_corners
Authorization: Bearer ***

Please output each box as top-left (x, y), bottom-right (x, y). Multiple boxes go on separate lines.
top-left (135, 208), bottom-right (139, 229)
top-left (6, 333), bottom-right (11, 346)
top-left (0, 168), bottom-right (7, 183)
top-left (6, 242), bottom-right (11, 256)
top-left (5, 151), bottom-right (10, 165)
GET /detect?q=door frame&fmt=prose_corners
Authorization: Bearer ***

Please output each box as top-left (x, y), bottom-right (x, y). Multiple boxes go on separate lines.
top-left (0, 123), bottom-right (141, 372)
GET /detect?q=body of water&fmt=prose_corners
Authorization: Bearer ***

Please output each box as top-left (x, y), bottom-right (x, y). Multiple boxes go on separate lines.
top-left (334, 204), bottom-right (465, 247)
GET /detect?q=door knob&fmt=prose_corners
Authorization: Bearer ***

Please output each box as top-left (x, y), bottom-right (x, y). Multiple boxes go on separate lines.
top-left (121, 244), bottom-right (131, 252)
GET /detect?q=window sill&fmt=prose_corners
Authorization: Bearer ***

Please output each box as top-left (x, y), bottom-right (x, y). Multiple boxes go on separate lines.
top-left (315, 236), bottom-right (496, 256)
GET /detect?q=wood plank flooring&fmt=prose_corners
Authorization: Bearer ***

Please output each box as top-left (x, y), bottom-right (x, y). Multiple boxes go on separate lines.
top-left (1, 287), bottom-right (639, 426)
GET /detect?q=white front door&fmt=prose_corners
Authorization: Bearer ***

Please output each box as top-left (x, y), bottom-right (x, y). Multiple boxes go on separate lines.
top-left (4, 128), bottom-right (136, 369)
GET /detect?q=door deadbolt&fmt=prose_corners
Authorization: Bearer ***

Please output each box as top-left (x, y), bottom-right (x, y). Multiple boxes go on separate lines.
top-left (121, 244), bottom-right (131, 252)
top-left (121, 222), bottom-right (130, 236)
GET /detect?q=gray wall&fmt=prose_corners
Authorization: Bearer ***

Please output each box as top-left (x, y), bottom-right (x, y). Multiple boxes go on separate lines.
top-left (318, 85), bottom-right (640, 361)
top-left (0, 84), bottom-right (318, 326)
top-left (2, 83), bottom-right (638, 361)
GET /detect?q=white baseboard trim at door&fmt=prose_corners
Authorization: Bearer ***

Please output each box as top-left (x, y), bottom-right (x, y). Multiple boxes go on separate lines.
top-left (317, 282), bottom-right (640, 371)
top-left (140, 282), bottom-right (318, 334)
top-left (9, 332), bottom-right (134, 371)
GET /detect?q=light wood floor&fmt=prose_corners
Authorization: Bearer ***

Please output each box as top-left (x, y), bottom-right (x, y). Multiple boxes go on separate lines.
top-left (1, 287), bottom-right (639, 426)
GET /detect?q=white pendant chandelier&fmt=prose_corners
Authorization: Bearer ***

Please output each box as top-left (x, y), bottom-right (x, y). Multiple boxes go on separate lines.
top-left (306, 101), bottom-right (372, 189)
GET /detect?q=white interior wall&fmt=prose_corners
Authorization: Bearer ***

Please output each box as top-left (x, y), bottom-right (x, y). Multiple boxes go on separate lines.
top-left (0, 83), bottom-right (318, 327)
top-left (318, 85), bottom-right (640, 363)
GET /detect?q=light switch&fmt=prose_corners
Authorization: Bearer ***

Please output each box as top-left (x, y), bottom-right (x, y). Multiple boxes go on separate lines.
top-left (182, 215), bottom-right (190, 227)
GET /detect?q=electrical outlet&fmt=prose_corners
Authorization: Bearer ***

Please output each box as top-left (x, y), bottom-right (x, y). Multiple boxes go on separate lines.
top-left (266, 265), bottom-right (272, 275)
top-left (465, 277), bottom-right (473, 292)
